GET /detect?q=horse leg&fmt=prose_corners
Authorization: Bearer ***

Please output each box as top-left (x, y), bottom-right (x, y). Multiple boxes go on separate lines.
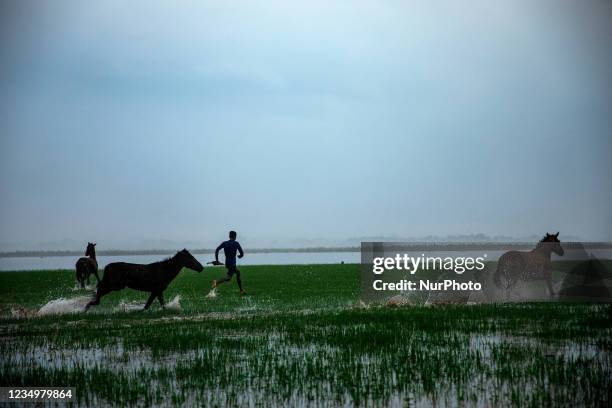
top-left (504, 271), bottom-right (517, 301)
top-left (144, 292), bottom-right (156, 310)
top-left (76, 269), bottom-right (84, 289)
top-left (157, 292), bottom-right (165, 308)
top-left (545, 274), bottom-right (555, 298)
top-left (93, 270), bottom-right (101, 283)
top-left (506, 274), bottom-right (517, 291)
top-left (85, 287), bottom-right (108, 311)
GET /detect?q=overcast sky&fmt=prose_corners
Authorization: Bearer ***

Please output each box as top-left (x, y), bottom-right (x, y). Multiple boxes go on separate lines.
top-left (1, 0), bottom-right (611, 250)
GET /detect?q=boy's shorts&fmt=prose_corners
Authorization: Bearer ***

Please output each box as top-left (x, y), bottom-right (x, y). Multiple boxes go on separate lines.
top-left (226, 263), bottom-right (239, 277)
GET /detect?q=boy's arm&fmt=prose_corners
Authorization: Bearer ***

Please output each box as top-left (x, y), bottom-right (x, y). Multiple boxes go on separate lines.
top-left (237, 242), bottom-right (244, 258)
top-left (215, 243), bottom-right (224, 262)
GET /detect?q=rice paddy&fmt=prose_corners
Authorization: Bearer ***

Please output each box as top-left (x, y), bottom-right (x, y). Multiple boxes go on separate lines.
top-left (1, 264), bottom-right (611, 406)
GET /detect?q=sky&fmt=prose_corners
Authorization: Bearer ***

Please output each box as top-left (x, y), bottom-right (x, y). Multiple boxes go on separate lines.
top-left (1, 0), bottom-right (611, 250)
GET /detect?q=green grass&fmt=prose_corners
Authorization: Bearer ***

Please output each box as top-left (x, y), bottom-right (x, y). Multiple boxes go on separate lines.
top-left (1, 264), bottom-right (611, 407)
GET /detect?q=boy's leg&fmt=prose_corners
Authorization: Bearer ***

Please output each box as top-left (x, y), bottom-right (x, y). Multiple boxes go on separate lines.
top-left (212, 266), bottom-right (234, 288)
top-left (235, 268), bottom-right (245, 295)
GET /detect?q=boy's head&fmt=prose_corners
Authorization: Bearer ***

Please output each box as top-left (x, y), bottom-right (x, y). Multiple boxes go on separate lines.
top-left (229, 231), bottom-right (237, 240)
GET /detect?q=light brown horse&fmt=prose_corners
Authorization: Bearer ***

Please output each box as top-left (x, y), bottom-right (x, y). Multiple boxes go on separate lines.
top-left (75, 242), bottom-right (99, 289)
top-left (494, 233), bottom-right (564, 297)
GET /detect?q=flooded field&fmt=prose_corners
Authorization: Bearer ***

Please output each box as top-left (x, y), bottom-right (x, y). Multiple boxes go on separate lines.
top-left (1, 265), bottom-right (611, 406)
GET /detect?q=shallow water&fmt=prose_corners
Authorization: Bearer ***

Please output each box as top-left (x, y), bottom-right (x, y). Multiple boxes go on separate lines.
top-left (3, 247), bottom-right (609, 271)
top-left (3, 326), bottom-right (608, 407)
top-left (114, 295), bottom-right (182, 312)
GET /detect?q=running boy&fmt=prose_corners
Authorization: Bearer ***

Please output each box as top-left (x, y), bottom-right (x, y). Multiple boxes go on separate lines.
top-left (212, 231), bottom-right (245, 295)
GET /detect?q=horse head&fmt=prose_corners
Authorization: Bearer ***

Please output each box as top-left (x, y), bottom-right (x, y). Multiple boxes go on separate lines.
top-left (176, 249), bottom-right (204, 272)
top-left (85, 242), bottom-right (96, 257)
top-left (542, 232), bottom-right (564, 256)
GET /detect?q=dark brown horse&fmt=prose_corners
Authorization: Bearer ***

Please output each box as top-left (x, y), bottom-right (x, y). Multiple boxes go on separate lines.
top-left (75, 242), bottom-right (99, 289)
top-left (494, 232), bottom-right (564, 297)
top-left (85, 249), bottom-right (203, 311)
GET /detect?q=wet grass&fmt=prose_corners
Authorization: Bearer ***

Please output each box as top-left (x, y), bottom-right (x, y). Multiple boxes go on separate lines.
top-left (1, 264), bottom-right (611, 406)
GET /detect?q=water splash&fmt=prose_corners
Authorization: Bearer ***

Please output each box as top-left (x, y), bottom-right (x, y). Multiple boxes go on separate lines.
top-left (206, 288), bottom-right (217, 298)
top-left (165, 295), bottom-right (181, 311)
top-left (115, 295), bottom-right (182, 312)
top-left (38, 296), bottom-right (91, 316)
top-left (11, 307), bottom-right (36, 319)
top-left (116, 300), bottom-right (144, 312)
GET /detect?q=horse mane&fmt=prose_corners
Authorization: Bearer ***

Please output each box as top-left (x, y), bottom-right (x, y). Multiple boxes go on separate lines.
top-left (535, 233), bottom-right (560, 250)
top-left (540, 234), bottom-right (554, 242)
top-left (149, 252), bottom-right (180, 267)
top-left (532, 234), bottom-right (548, 250)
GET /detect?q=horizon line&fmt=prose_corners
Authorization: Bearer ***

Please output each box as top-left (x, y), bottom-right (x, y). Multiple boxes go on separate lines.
top-left (2, 241), bottom-right (612, 258)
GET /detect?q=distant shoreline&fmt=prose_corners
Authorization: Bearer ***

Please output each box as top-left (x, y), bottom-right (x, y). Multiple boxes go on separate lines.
top-left (1, 242), bottom-right (610, 258)
top-left (0, 247), bottom-right (360, 258)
